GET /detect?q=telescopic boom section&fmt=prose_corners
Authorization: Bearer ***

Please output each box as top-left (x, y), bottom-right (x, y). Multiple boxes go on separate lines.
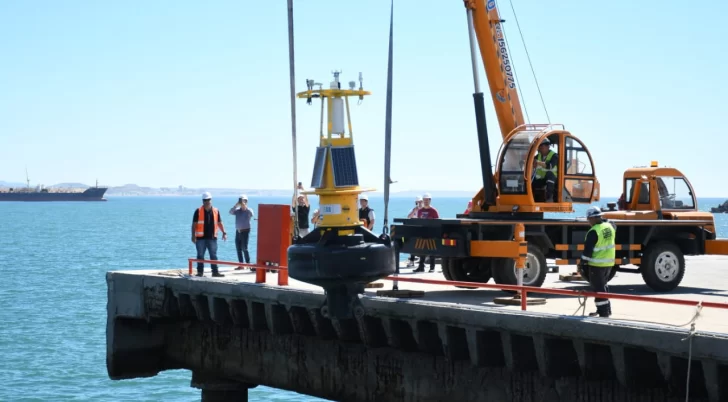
top-left (465, 0), bottom-right (526, 139)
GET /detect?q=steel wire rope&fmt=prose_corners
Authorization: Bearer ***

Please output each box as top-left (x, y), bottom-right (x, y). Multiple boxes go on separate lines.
top-left (382, 0), bottom-right (394, 237)
top-left (494, 0), bottom-right (531, 124)
top-left (287, 0), bottom-right (299, 238)
top-left (502, 0), bottom-right (551, 123)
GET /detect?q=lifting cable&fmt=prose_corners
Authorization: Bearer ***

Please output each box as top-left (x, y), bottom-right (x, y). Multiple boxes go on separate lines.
top-left (496, 0), bottom-right (531, 124)
top-left (503, 0), bottom-right (551, 124)
top-left (381, 0), bottom-right (394, 237)
top-left (681, 301), bottom-right (702, 402)
top-left (287, 0), bottom-right (299, 238)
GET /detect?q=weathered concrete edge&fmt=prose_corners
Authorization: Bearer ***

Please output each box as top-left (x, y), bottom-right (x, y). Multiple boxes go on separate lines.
top-left (107, 270), bottom-right (728, 363)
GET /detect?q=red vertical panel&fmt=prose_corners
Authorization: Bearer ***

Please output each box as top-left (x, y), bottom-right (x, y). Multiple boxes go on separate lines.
top-left (257, 204), bottom-right (292, 265)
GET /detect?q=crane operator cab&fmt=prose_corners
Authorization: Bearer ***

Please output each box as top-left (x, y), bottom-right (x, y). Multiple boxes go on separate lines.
top-left (494, 124), bottom-right (600, 213)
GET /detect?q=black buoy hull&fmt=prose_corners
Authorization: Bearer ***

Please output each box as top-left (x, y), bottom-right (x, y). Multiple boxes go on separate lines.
top-left (287, 226), bottom-right (397, 319)
top-left (288, 241), bottom-right (396, 288)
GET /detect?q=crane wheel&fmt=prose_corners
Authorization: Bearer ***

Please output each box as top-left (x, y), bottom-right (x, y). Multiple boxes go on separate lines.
top-left (444, 257), bottom-right (492, 289)
top-left (640, 241), bottom-right (685, 292)
top-left (492, 244), bottom-right (548, 293)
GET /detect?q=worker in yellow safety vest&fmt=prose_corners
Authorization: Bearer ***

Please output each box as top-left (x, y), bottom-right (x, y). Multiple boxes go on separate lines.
top-left (532, 138), bottom-right (558, 202)
top-left (579, 206), bottom-right (616, 317)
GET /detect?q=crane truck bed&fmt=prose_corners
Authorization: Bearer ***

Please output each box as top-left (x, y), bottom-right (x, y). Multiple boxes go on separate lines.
top-left (393, 209), bottom-right (728, 292)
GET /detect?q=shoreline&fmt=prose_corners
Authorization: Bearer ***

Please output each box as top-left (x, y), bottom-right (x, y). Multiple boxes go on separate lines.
top-left (102, 192), bottom-right (624, 199)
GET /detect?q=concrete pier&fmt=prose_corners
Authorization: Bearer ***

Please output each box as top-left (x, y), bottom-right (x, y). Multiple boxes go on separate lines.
top-left (107, 257), bottom-right (728, 401)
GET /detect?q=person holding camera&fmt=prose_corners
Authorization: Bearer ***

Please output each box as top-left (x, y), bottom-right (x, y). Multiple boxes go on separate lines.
top-left (229, 194), bottom-right (254, 267)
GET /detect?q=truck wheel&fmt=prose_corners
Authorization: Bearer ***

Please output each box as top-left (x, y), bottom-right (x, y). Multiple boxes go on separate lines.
top-left (640, 241), bottom-right (685, 292)
top-left (448, 257), bottom-right (492, 289)
top-left (492, 244), bottom-right (548, 292)
top-left (441, 258), bottom-right (454, 281)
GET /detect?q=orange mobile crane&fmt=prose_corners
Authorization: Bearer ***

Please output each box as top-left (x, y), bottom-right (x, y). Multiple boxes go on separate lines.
top-left (391, 0), bottom-right (728, 292)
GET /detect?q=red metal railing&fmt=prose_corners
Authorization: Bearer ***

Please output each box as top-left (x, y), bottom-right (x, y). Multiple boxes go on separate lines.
top-left (380, 276), bottom-right (728, 311)
top-left (186, 258), bottom-right (728, 312)
top-left (188, 258), bottom-right (288, 286)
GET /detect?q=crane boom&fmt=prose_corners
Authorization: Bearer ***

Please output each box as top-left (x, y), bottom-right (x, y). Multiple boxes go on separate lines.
top-left (465, 0), bottom-right (526, 139)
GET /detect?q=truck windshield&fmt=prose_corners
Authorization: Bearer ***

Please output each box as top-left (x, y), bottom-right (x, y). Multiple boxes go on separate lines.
top-left (656, 176), bottom-right (696, 210)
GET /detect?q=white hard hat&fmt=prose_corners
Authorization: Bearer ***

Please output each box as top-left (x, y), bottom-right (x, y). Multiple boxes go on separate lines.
top-left (415, 196), bottom-right (423, 202)
top-left (201, 191), bottom-right (212, 200)
top-left (585, 206), bottom-right (602, 218)
top-left (239, 194), bottom-right (248, 200)
top-left (422, 192), bottom-right (432, 199)
top-left (360, 194), bottom-right (368, 201)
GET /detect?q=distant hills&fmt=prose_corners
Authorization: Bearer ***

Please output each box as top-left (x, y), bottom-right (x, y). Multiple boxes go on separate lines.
top-left (106, 184), bottom-right (300, 197)
top-left (106, 184), bottom-right (477, 198)
top-left (0, 181), bottom-right (26, 187)
top-left (0, 180), bottom-right (477, 198)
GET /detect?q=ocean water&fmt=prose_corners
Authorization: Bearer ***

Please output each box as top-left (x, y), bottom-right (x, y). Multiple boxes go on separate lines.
top-left (1, 195), bottom-right (727, 401)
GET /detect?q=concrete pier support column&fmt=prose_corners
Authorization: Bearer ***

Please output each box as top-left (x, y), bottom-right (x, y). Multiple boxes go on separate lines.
top-left (191, 372), bottom-right (257, 402)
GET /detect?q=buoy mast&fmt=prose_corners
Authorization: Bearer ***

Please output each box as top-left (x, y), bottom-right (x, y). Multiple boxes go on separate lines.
top-left (299, 71), bottom-right (373, 225)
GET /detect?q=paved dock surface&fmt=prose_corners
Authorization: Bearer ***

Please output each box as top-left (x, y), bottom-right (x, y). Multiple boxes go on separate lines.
top-left (153, 255), bottom-right (728, 334)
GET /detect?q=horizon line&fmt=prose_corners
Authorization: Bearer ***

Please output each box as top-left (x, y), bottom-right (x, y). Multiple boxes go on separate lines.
top-left (3, 181), bottom-right (727, 200)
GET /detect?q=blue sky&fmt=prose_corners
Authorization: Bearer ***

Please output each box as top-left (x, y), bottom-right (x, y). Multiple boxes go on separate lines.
top-left (1, 0), bottom-right (726, 197)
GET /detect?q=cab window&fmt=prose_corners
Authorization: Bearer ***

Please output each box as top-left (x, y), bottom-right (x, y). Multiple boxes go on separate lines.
top-left (564, 137), bottom-right (593, 175)
top-left (625, 179), bottom-right (635, 203)
top-left (625, 178), bottom-right (650, 204)
top-left (562, 136), bottom-right (595, 203)
top-left (498, 132), bottom-right (533, 194)
top-left (656, 176), bottom-right (695, 209)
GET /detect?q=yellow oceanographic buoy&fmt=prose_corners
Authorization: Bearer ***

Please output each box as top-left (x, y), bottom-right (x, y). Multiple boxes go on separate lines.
top-left (287, 71), bottom-right (396, 319)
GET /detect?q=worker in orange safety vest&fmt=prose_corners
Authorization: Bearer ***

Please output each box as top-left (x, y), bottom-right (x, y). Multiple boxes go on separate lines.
top-left (191, 192), bottom-right (227, 277)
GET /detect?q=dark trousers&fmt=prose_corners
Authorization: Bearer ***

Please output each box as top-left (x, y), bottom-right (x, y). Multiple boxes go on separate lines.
top-left (417, 255), bottom-right (435, 271)
top-left (582, 264), bottom-right (611, 317)
top-left (195, 238), bottom-right (219, 274)
top-left (532, 171), bottom-right (557, 201)
top-left (235, 229), bottom-right (251, 263)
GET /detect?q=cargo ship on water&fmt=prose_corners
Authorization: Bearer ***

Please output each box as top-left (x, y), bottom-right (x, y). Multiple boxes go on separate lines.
top-left (0, 178), bottom-right (108, 202)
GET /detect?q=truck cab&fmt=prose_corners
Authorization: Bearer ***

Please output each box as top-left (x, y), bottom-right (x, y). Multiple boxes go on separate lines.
top-left (602, 162), bottom-right (716, 231)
